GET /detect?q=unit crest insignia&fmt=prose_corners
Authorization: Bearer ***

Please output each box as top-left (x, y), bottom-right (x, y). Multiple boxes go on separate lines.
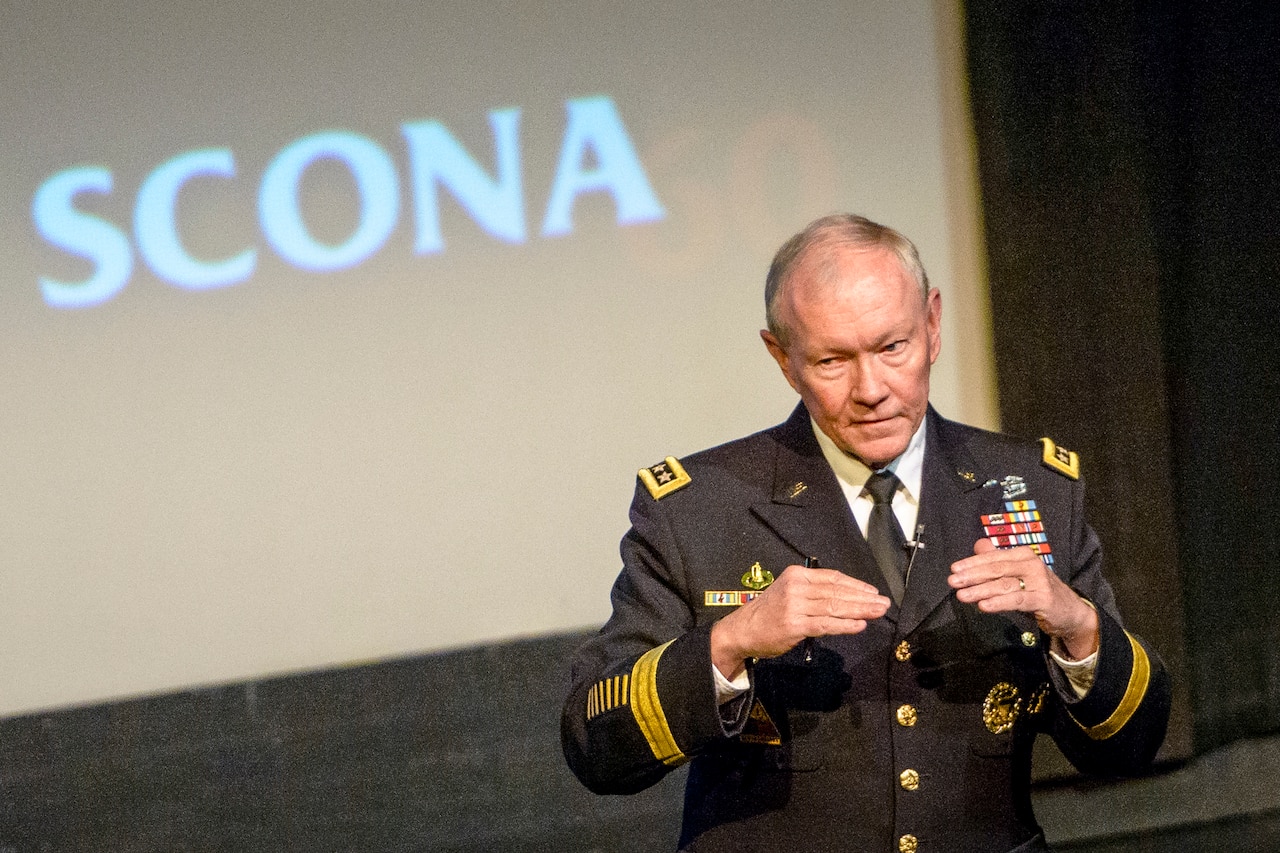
top-left (706, 561), bottom-right (775, 606)
top-left (740, 699), bottom-right (782, 746)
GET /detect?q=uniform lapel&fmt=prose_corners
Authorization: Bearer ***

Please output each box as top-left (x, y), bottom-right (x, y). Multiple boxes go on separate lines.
top-left (749, 405), bottom-right (900, 621)
top-left (898, 409), bottom-right (995, 637)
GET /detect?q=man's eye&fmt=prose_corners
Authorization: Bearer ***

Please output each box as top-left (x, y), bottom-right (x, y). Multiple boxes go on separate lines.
top-left (884, 339), bottom-right (907, 353)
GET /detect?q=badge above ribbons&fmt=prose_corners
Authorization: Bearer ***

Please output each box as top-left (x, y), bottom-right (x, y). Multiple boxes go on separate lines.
top-left (706, 561), bottom-right (774, 606)
top-left (741, 561), bottom-right (774, 590)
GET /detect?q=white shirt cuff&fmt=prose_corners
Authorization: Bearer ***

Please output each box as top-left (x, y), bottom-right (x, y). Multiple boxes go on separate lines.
top-left (1049, 646), bottom-right (1098, 698)
top-left (712, 663), bottom-right (751, 705)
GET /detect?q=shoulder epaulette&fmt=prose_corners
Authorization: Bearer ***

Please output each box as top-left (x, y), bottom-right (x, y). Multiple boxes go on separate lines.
top-left (1039, 437), bottom-right (1080, 480)
top-left (638, 456), bottom-right (691, 500)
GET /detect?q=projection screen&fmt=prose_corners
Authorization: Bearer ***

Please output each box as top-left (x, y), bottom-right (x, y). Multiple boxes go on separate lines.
top-left (0, 0), bottom-right (995, 716)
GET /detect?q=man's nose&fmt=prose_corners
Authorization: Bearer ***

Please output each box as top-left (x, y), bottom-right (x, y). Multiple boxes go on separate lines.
top-left (849, 358), bottom-right (889, 406)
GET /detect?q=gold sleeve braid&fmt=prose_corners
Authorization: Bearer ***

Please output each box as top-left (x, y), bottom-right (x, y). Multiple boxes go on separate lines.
top-left (628, 640), bottom-right (687, 766)
top-left (1070, 631), bottom-right (1152, 740)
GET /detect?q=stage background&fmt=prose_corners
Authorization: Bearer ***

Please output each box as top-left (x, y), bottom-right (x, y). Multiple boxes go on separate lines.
top-left (5, 0), bottom-right (1280, 850)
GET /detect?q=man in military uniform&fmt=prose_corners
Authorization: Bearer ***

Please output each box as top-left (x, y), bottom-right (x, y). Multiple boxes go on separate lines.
top-left (561, 214), bottom-right (1169, 852)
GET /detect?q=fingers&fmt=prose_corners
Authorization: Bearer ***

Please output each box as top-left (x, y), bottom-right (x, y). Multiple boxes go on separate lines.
top-left (807, 617), bottom-right (870, 638)
top-left (778, 564), bottom-right (884, 598)
top-left (956, 581), bottom-right (1032, 614)
top-left (949, 541), bottom-right (1092, 645)
top-left (949, 542), bottom-right (1045, 613)
top-left (951, 541), bottom-right (1040, 580)
top-left (953, 562), bottom-right (1097, 653)
top-left (772, 566), bottom-right (890, 616)
top-left (800, 567), bottom-right (892, 620)
top-left (748, 564), bottom-right (891, 646)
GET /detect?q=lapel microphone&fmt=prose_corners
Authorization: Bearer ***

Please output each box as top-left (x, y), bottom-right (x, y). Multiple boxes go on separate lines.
top-left (902, 524), bottom-right (925, 589)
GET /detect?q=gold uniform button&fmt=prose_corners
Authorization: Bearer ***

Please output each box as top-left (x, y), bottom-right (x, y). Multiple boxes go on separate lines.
top-left (899, 834), bottom-right (919, 853)
top-left (899, 768), bottom-right (920, 791)
top-left (1021, 631), bottom-right (1038, 647)
top-left (895, 640), bottom-right (912, 661)
top-left (896, 704), bottom-right (918, 727)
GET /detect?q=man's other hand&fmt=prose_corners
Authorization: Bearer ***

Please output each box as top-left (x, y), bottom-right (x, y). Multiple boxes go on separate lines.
top-left (949, 538), bottom-right (1099, 660)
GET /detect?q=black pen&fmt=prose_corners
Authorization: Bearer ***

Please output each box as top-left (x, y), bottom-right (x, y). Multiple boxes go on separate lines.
top-left (802, 556), bottom-right (818, 663)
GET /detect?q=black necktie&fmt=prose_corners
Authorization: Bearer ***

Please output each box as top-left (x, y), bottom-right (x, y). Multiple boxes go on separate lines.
top-left (864, 470), bottom-right (907, 602)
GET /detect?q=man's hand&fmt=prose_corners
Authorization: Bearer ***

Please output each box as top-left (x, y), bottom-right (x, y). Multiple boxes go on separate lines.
top-left (710, 565), bottom-right (891, 679)
top-left (949, 538), bottom-right (1099, 659)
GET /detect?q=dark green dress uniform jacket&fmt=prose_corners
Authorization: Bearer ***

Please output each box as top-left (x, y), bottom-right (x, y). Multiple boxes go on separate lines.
top-left (562, 405), bottom-right (1170, 853)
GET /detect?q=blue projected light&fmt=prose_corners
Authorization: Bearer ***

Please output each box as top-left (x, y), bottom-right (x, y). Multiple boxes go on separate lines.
top-left (403, 107), bottom-right (525, 254)
top-left (32, 167), bottom-right (133, 309)
top-left (135, 148), bottom-right (257, 290)
top-left (259, 131), bottom-right (400, 273)
top-left (541, 96), bottom-right (665, 238)
top-left (30, 96), bottom-right (664, 309)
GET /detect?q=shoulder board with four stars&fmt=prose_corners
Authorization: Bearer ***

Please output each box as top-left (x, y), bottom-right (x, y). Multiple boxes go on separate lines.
top-left (1039, 437), bottom-right (1080, 480)
top-left (638, 456), bottom-right (692, 500)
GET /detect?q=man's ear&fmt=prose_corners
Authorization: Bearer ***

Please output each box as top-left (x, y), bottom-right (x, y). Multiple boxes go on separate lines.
top-left (926, 287), bottom-right (942, 365)
top-left (760, 329), bottom-right (800, 393)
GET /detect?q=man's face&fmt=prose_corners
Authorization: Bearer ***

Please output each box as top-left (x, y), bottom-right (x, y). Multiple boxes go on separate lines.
top-left (761, 245), bottom-right (942, 469)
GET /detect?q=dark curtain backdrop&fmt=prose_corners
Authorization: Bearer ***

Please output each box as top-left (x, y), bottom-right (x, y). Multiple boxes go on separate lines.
top-left (965, 0), bottom-right (1280, 756)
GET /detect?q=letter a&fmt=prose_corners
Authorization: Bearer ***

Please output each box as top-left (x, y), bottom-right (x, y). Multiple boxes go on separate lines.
top-left (541, 96), bottom-right (664, 238)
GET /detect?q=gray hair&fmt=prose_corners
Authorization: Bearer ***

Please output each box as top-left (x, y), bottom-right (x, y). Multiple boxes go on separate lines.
top-left (764, 214), bottom-right (930, 345)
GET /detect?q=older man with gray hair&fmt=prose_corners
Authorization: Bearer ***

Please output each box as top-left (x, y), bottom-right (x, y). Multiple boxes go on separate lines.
top-left (563, 213), bottom-right (1169, 853)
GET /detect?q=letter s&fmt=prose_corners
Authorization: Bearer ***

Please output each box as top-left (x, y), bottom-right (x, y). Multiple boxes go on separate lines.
top-left (32, 167), bottom-right (133, 308)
